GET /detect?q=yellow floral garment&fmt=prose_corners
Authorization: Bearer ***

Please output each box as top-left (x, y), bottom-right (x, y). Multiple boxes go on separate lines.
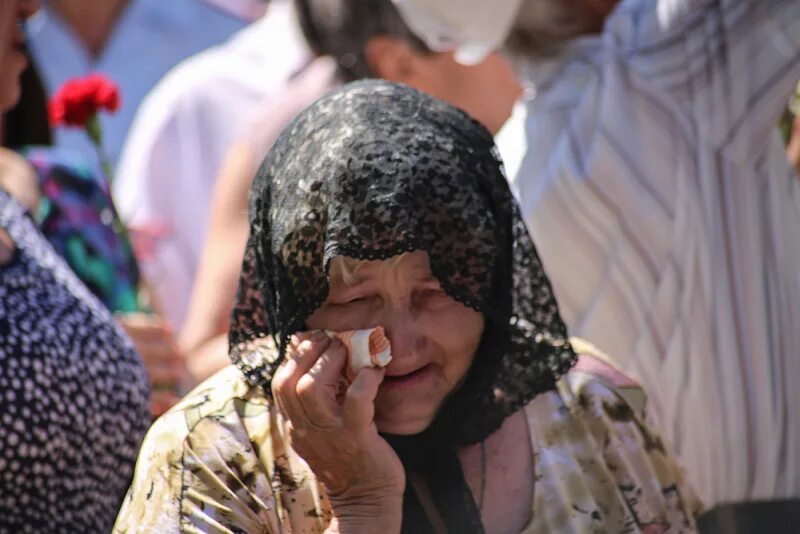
top-left (115, 339), bottom-right (702, 533)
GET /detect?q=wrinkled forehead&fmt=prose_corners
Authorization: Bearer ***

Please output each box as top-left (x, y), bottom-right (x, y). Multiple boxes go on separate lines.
top-left (328, 251), bottom-right (439, 287)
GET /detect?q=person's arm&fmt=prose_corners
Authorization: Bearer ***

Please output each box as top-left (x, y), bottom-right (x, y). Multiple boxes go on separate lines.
top-left (178, 139), bottom-right (255, 383)
top-left (0, 148), bottom-right (40, 215)
top-left (179, 58), bottom-right (340, 384)
top-left (612, 0), bottom-right (800, 160)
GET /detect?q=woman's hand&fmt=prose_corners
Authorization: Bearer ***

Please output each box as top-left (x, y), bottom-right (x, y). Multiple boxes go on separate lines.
top-left (272, 330), bottom-right (404, 534)
top-left (117, 312), bottom-right (188, 417)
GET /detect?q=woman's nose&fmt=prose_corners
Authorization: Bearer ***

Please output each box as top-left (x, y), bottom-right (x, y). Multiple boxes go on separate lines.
top-left (380, 305), bottom-right (424, 364)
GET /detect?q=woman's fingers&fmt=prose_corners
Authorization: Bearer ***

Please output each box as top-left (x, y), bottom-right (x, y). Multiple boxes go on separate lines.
top-left (272, 337), bottom-right (404, 511)
top-left (277, 331), bottom-right (388, 445)
top-left (272, 331), bottom-right (330, 419)
top-left (283, 331), bottom-right (330, 377)
top-left (292, 330), bottom-right (316, 343)
top-left (305, 338), bottom-right (347, 384)
top-left (296, 339), bottom-right (348, 427)
top-left (342, 367), bottom-right (385, 431)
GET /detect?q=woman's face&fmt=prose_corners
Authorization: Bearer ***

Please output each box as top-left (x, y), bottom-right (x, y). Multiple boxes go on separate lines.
top-left (307, 251), bottom-right (485, 435)
top-left (0, 0), bottom-right (39, 112)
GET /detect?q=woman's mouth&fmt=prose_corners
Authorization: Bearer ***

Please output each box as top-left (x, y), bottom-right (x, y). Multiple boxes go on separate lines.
top-left (381, 364), bottom-right (435, 389)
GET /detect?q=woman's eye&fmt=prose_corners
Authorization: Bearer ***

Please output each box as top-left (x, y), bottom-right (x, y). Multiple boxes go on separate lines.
top-left (333, 296), bottom-right (372, 306)
top-left (415, 288), bottom-right (448, 305)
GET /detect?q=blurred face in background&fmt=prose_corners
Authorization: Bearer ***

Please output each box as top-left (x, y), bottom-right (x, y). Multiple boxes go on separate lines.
top-left (366, 37), bottom-right (522, 134)
top-left (301, 0), bottom-right (522, 134)
top-left (0, 0), bottom-right (39, 112)
top-left (406, 50), bottom-right (522, 135)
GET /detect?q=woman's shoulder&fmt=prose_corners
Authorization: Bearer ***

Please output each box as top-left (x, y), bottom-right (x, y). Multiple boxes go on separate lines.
top-left (114, 365), bottom-right (330, 533)
top-left (562, 337), bottom-right (648, 418)
top-left (522, 337), bottom-right (703, 532)
top-left (524, 337), bottom-right (657, 456)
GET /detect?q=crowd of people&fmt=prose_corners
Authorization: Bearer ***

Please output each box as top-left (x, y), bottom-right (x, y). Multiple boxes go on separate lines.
top-left (1, 0), bottom-right (799, 532)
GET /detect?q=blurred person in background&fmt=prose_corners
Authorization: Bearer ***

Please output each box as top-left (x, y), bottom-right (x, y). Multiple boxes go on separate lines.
top-left (391, 0), bottom-right (800, 521)
top-left (3, 52), bottom-right (187, 417)
top-left (178, 0), bottom-right (522, 384)
top-left (113, 0), bottom-right (309, 333)
top-left (4, 55), bottom-right (141, 315)
top-left (0, 1), bottom-right (151, 530)
top-left (24, 0), bottom-right (259, 169)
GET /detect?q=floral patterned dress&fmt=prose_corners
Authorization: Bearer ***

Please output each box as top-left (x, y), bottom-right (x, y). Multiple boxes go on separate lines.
top-left (25, 146), bottom-right (141, 313)
top-left (114, 339), bottom-right (701, 533)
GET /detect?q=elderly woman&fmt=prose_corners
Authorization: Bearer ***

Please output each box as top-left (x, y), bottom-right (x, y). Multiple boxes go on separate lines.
top-left (115, 81), bottom-right (699, 533)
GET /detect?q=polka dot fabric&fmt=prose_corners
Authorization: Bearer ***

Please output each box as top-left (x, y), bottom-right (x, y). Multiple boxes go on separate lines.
top-left (0, 189), bottom-right (150, 533)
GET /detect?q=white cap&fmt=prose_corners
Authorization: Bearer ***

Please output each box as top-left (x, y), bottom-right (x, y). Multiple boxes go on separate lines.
top-left (392, 0), bottom-right (523, 65)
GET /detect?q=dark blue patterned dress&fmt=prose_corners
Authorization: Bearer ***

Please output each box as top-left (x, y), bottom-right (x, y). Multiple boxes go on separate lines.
top-left (0, 189), bottom-right (150, 532)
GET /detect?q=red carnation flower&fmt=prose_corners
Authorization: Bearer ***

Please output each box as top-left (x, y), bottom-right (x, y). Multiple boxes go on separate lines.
top-left (48, 73), bottom-right (121, 128)
top-left (45, 74), bottom-right (139, 311)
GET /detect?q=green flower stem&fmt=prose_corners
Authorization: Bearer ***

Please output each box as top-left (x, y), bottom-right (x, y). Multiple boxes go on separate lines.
top-left (86, 114), bottom-right (114, 184)
top-left (86, 113), bottom-right (144, 312)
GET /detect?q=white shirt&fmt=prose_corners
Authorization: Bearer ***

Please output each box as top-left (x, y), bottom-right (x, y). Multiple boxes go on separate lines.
top-left (497, 0), bottom-right (800, 506)
top-left (113, 0), bottom-right (310, 329)
top-left (26, 0), bottom-right (251, 169)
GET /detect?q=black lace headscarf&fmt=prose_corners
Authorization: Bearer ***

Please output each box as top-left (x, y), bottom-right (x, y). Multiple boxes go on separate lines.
top-left (230, 80), bottom-right (576, 533)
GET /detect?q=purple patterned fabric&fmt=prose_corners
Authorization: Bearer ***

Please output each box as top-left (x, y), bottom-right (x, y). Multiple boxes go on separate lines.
top-left (25, 146), bottom-right (140, 312)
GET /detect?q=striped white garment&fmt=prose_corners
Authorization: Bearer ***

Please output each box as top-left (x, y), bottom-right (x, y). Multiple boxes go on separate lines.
top-left (497, 0), bottom-right (800, 507)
